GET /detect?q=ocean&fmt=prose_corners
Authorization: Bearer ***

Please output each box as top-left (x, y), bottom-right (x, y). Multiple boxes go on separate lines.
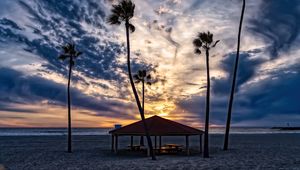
top-left (0, 127), bottom-right (299, 136)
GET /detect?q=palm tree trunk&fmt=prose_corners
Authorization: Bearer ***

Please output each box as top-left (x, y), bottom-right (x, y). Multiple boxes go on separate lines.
top-left (142, 80), bottom-right (145, 116)
top-left (125, 20), bottom-right (156, 160)
top-left (203, 48), bottom-right (210, 158)
top-left (223, 0), bottom-right (245, 151)
top-left (67, 58), bottom-right (72, 153)
top-left (140, 81), bottom-right (145, 146)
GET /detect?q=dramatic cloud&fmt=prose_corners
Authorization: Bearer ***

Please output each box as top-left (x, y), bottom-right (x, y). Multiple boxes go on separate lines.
top-left (0, 67), bottom-right (135, 116)
top-left (0, 0), bottom-right (299, 127)
top-left (249, 0), bottom-right (300, 58)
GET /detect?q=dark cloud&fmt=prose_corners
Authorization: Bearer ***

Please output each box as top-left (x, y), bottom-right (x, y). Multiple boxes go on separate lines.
top-left (178, 58), bottom-right (300, 126)
top-left (249, 0), bottom-right (300, 58)
top-left (0, 0), bottom-right (126, 83)
top-left (212, 52), bottom-right (264, 96)
top-left (0, 0), bottom-right (160, 122)
top-left (176, 93), bottom-right (228, 125)
top-left (234, 64), bottom-right (300, 121)
top-left (0, 67), bottom-right (133, 118)
top-left (0, 0), bottom-right (157, 91)
top-left (0, 18), bottom-right (23, 30)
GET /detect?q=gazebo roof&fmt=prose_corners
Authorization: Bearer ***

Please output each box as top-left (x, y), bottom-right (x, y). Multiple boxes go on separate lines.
top-left (109, 115), bottom-right (203, 136)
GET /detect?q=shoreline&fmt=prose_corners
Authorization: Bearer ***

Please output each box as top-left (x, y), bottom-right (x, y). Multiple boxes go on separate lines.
top-left (1, 127), bottom-right (300, 137)
top-left (1, 132), bottom-right (300, 137)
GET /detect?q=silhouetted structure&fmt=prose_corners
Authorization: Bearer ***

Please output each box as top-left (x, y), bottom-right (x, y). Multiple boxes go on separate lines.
top-left (109, 115), bottom-right (204, 156)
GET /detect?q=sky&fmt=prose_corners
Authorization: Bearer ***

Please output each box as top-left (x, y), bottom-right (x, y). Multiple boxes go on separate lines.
top-left (0, 0), bottom-right (299, 128)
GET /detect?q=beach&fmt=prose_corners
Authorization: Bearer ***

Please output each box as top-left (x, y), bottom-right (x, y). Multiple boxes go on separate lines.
top-left (1, 133), bottom-right (300, 170)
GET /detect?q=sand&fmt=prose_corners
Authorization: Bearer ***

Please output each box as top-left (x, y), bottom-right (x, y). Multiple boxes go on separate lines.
top-left (1, 134), bottom-right (300, 170)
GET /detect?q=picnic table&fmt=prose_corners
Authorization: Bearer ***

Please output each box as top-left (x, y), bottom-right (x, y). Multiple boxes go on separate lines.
top-left (128, 145), bottom-right (145, 151)
top-left (160, 144), bottom-right (183, 154)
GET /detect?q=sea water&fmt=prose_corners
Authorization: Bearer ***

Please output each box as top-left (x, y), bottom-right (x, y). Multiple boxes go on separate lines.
top-left (0, 128), bottom-right (110, 136)
top-left (0, 127), bottom-right (299, 136)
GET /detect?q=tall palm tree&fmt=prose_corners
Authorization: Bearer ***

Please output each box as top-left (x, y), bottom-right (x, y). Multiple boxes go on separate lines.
top-left (193, 31), bottom-right (219, 158)
top-left (134, 70), bottom-right (152, 147)
top-left (223, 0), bottom-right (246, 151)
top-left (107, 0), bottom-right (156, 160)
top-left (58, 43), bottom-right (82, 153)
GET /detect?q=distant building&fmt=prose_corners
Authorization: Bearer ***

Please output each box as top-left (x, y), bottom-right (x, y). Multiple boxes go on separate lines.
top-left (114, 124), bottom-right (122, 129)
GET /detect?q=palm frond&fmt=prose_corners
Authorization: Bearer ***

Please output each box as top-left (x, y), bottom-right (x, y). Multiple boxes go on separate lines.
top-left (58, 54), bottom-right (69, 61)
top-left (193, 38), bottom-right (202, 48)
top-left (199, 86), bottom-right (207, 89)
top-left (128, 23), bottom-right (135, 33)
top-left (142, 70), bottom-right (146, 77)
top-left (197, 31), bottom-right (215, 45)
top-left (62, 45), bottom-right (69, 54)
top-left (133, 74), bottom-right (139, 80)
top-left (75, 51), bottom-right (83, 57)
top-left (70, 43), bottom-right (75, 50)
top-left (146, 74), bottom-right (151, 80)
top-left (212, 40), bottom-right (220, 48)
top-left (59, 43), bottom-right (81, 65)
top-left (107, 14), bottom-right (121, 25)
top-left (198, 32), bottom-right (208, 44)
top-left (198, 32), bottom-right (207, 42)
top-left (207, 31), bottom-right (213, 44)
top-left (194, 48), bottom-right (201, 54)
top-left (138, 70), bottom-right (143, 78)
top-left (111, 4), bottom-right (123, 15)
top-left (108, 0), bottom-right (135, 24)
top-left (121, 0), bottom-right (135, 19)
top-left (69, 44), bottom-right (76, 56)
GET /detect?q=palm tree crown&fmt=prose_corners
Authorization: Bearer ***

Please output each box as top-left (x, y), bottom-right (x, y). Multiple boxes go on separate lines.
top-left (59, 43), bottom-right (82, 65)
top-left (133, 70), bottom-right (152, 85)
top-left (193, 31), bottom-right (220, 54)
top-left (106, 0), bottom-right (136, 33)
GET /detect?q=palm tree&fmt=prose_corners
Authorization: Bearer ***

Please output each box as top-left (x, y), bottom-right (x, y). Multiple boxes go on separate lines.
top-left (134, 70), bottom-right (152, 147)
top-left (107, 0), bottom-right (156, 160)
top-left (223, 0), bottom-right (246, 151)
top-left (58, 43), bottom-right (82, 153)
top-left (193, 31), bottom-right (219, 158)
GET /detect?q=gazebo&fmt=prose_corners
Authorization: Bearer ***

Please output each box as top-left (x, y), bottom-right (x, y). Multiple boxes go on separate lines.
top-left (109, 115), bottom-right (204, 155)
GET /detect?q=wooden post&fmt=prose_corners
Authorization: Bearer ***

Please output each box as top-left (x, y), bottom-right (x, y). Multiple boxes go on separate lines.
top-left (130, 136), bottom-right (133, 149)
top-left (147, 144), bottom-right (150, 157)
top-left (159, 136), bottom-right (162, 154)
top-left (199, 134), bottom-right (203, 153)
top-left (114, 135), bottom-right (118, 153)
top-left (111, 135), bottom-right (114, 152)
top-left (186, 135), bottom-right (190, 155)
top-left (159, 136), bottom-right (162, 149)
top-left (146, 136), bottom-right (151, 156)
top-left (140, 136), bottom-right (144, 146)
top-left (155, 136), bottom-right (157, 149)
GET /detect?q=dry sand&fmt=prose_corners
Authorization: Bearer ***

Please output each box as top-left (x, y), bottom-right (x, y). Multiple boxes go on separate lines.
top-left (1, 134), bottom-right (300, 170)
